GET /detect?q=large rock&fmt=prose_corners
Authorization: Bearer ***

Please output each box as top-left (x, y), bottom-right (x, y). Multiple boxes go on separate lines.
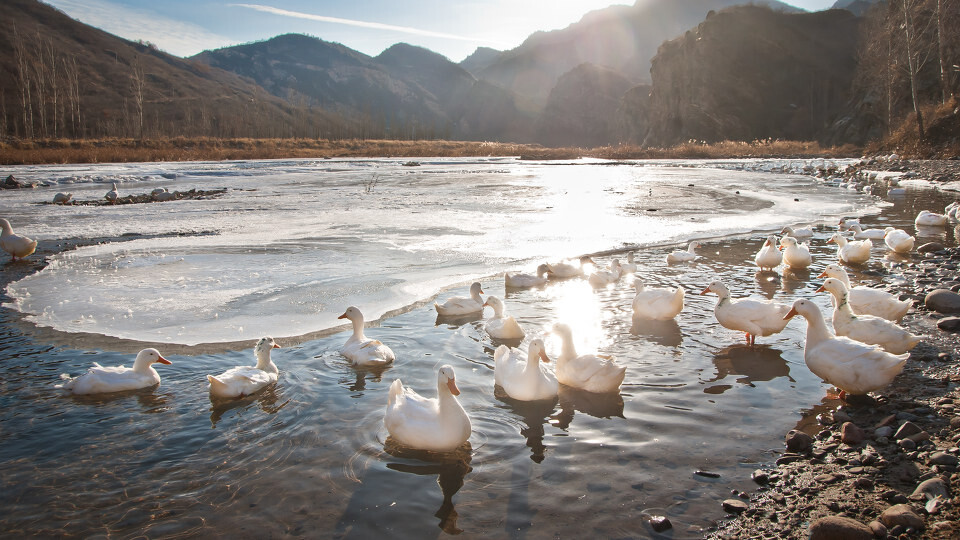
top-left (785, 429), bottom-right (813, 452)
top-left (879, 504), bottom-right (924, 530)
top-left (911, 477), bottom-right (950, 500)
top-left (840, 422), bottom-right (867, 445)
top-left (808, 516), bottom-right (874, 540)
top-left (925, 289), bottom-right (960, 314)
top-left (938, 317), bottom-right (960, 332)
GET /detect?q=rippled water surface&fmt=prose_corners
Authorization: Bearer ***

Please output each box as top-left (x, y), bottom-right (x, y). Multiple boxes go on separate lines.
top-left (0, 158), bottom-right (957, 538)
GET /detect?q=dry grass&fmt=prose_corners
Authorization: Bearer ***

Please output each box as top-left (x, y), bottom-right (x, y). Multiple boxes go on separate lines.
top-left (0, 136), bottom-right (862, 166)
top-left (865, 98), bottom-right (960, 159)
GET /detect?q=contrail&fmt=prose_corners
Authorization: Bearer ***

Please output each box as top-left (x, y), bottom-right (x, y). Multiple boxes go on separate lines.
top-left (231, 3), bottom-right (496, 43)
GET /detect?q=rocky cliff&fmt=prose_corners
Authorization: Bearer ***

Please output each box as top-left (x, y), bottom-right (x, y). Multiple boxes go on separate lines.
top-left (642, 6), bottom-right (862, 147)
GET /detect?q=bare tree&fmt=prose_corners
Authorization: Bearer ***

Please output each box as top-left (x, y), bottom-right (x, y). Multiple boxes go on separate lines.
top-left (12, 25), bottom-right (35, 138)
top-left (130, 55), bottom-right (146, 139)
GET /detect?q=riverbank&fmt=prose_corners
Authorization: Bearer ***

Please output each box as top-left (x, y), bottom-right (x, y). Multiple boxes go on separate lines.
top-left (0, 136), bottom-right (857, 165)
top-left (708, 159), bottom-right (960, 540)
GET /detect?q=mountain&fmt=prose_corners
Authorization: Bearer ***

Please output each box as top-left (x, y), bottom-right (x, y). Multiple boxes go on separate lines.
top-left (640, 6), bottom-right (862, 147)
top-left (830, 0), bottom-right (883, 16)
top-left (469, 0), bottom-right (801, 110)
top-left (536, 63), bottom-right (633, 147)
top-left (0, 0), bottom-right (346, 139)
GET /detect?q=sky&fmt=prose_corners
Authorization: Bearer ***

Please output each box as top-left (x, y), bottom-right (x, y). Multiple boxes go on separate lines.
top-left (43, 0), bottom-right (840, 63)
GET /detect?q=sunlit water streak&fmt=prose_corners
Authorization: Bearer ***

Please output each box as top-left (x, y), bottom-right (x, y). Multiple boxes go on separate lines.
top-left (0, 158), bottom-right (957, 538)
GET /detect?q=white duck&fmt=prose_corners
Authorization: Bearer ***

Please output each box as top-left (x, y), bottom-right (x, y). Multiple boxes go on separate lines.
top-left (505, 264), bottom-right (551, 288)
top-left (207, 337), bottom-right (281, 398)
top-left (700, 280), bottom-right (791, 346)
top-left (434, 282), bottom-right (484, 316)
top-left (59, 348), bottom-right (171, 395)
top-left (546, 255), bottom-right (595, 279)
top-left (849, 224), bottom-right (888, 240)
top-left (493, 339), bottom-right (558, 401)
top-left (632, 279), bottom-right (684, 320)
top-left (945, 201), bottom-right (960, 222)
top-left (818, 264), bottom-right (912, 321)
top-left (666, 241), bottom-right (701, 264)
top-left (817, 279), bottom-right (921, 355)
top-left (838, 217), bottom-right (861, 231)
top-left (915, 210), bottom-right (948, 227)
top-left (827, 233), bottom-right (872, 265)
top-left (883, 227), bottom-right (915, 254)
top-left (482, 296), bottom-right (525, 340)
top-left (781, 225), bottom-right (814, 239)
top-left (587, 259), bottom-right (622, 287)
top-left (338, 306), bottom-right (396, 366)
top-left (620, 252), bottom-right (638, 274)
top-left (551, 323), bottom-right (625, 393)
top-left (754, 235), bottom-right (782, 271)
top-left (784, 298), bottom-right (908, 399)
top-left (0, 218), bottom-right (38, 261)
top-left (105, 182), bottom-right (119, 204)
top-left (384, 365), bottom-right (471, 452)
top-left (779, 236), bottom-right (812, 269)
top-left (53, 192), bottom-right (72, 204)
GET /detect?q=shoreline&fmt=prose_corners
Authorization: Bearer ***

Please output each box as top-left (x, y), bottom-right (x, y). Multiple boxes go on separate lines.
top-left (708, 159), bottom-right (960, 539)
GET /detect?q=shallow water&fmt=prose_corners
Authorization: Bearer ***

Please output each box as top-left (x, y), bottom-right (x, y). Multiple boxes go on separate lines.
top-left (0, 158), bottom-right (957, 538)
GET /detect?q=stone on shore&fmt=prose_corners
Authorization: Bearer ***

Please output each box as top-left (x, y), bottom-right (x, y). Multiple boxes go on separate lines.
top-left (938, 317), bottom-right (960, 332)
top-left (808, 516), bottom-right (873, 540)
top-left (785, 429), bottom-right (813, 452)
top-left (722, 499), bottom-right (748, 514)
top-left (925, 289), bottom-right (960, 314)
top-left (879, 504), bottom-right (924, 530)
top-left (840, 422), bottom-right (866, 445)
top-left (911, 477), bottom-right (950, 500)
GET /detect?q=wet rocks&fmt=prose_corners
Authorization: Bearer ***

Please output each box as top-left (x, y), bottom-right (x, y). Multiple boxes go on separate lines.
top-left (785, 429), bottom-right (813, 452)
top-left (925, 289), bottom-right (960, 314)
top-left (938, 317), bottom-right (960, 332)
top-left (808, 516), bottom-right (874, 540)
top-left (879, 503), bottom-right (924, 530)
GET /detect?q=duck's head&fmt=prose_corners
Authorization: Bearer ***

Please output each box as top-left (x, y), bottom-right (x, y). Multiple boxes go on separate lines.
top-left (817, 263), bottom-right (846, 280)
top-left (779, 236), bottom-right (797, 250)
top-left (337, 306), bottom-right (364, 323)
top-left (784, 298), bottom-right (817, 321)
top-left (579, 256), bottom-right (596, 266)
top-left (551, 322), bottom-right (572, 338)
top-left (766, 235), bottom-right (777, 246)
top-left (536, 263), bottom-right (552, 277)
top-left (688, 241), bottom-right (701, 250)
top-left (134, 348), bottom-right (171, 370)
top-left (883, 227), bottom-right (896, 236)
top-left (255, 336), bottom-right (280, 355)
top-left (827, 232), bottom-right (841, 244)
top-left (482, 295), bottom-right (504, 314)
top-left (528, 338), bottom-right (550, 363)
top-left (815, 277), bottom-right (847, 297)
top-left (470, 282), bottom-right (484, 296)
top-left (633, 279), bottom-right (645, 292)
top-left (699, 280), bottom-right (727, 296)
top-left (0, 218), bottom-right (11, 233)
top-left (438, 365), bottom-right (460, 396)
top-left (780, 226), bottom-right (794, 235)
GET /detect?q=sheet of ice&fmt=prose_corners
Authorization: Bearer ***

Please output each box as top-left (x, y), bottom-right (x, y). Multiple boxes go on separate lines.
top-left (0, 157), bottom-right (876, 345)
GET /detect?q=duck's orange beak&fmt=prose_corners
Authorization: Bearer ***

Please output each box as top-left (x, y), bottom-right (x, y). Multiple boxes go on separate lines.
top-left (337, 312), bottom-right (348, 319)
top-left (156, 355), bottom-right (172, 365)
top-left (784, 308), bottom-right (798, 320)
top-left (817, 271), bottom-right (828, 278)
top-left (815, 284), bottom-right (826, 293)
top-left (447, 377), bottom-right (461, 396)
top-left (539, 349), bottom-right (550, 363)
top-left (273, 343), bottom-right (281, 349)
top-left (699, 287), bottom-right (711, 295)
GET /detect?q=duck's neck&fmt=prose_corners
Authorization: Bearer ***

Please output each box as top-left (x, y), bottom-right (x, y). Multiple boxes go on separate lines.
top-left (803, 309), bottom-right (833, 345)
top-left (834, 236), bottom-right (848, 247)
top-left (833, 292), bottom-right (855, 318)
top-left (714, 290), bottom-right (730, 308)
top-left (350, 317), bottom-right (367, 341)
top-left (559, 334), bottom-right (577, 362)
top-left (132, 358), bottom-right (157, 374)
top-left (491, 304), bottom-right (505, 318)
top-left (256, 349), bottom-right (279, 374)
top-left (471, 289), bottom-right (483, 303)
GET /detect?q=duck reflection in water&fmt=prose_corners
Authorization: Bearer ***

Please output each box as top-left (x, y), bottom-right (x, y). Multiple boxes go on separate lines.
top-left (703, 345), bottom-right (794, 395)
top-left (343, 364), bottom-right (390, 393)
top-left (383, 441), bottom-right (473, 535)
top-left (754, 270), bottom-right (781, 300)
top-left (781, 267), bottom-right (811, 295)
top-left (69, 386), bottom-right (172, 413)
top-left (434, 311), bottom-right (484, 328)
top-left (552, 386), bottom-right (625, 430)
top-left (208, 383), bottom-right (289, 427)
top-left (630, 316), bottom-right (683, 347)
top-left (494, 393), bottom-right (559, 463)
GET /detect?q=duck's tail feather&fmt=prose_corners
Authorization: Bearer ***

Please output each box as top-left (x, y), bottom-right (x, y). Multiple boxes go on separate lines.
top-left (207, 374), bottom-right (229, 394)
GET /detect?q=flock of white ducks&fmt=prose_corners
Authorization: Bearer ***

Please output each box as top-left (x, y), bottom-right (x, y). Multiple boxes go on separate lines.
top-left (24, 200), bottom-right (956, 451)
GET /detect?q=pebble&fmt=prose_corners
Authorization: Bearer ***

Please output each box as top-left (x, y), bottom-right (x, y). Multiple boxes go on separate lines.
top-left (785, 430), bottom-right (813, 452)
top-left (722, 499), bottom-right (749, 514)
top-left (874, 426), bottom-right (893, 438)
top-left (925, 289), bottom-right (960, 314)
top-left (910, 477), bottom-right (949, 499)
top-left (751, 470), bottom-right (769, 485)
top-left (868, 520), bottom-right (887, 538)
top-left (880, 504), bottom-right (925, 530)
top-left (808, 515), bottom-right (874, 540)
top-left (894, 421), bottom-right (922, 440)
top-left (648, 515), bottom-right (672, 532)
top-left (929, 452), bottom-right (959, 467)
top-left (841, 422), bottom-right (867, 445)
top-left (815, 473), bottom-right (842, 484)
top-left (853, 477), bottom-right (875, 490)
top-left (899, 438), bottom-right (917, 451)
top-left (938, 317), bottom-right (960, 332)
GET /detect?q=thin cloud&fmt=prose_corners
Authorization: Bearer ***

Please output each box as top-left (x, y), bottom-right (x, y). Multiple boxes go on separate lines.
top-left (231, 3), bottom-right (500, 44)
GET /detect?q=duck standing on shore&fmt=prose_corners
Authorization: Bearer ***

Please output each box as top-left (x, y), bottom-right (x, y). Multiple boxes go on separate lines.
top-left (784, 298), bottom-right (908, 400)
top-left (0, 218), bottom-right (38, 262)
top-left (105, 182), bottom-right (119, 204)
